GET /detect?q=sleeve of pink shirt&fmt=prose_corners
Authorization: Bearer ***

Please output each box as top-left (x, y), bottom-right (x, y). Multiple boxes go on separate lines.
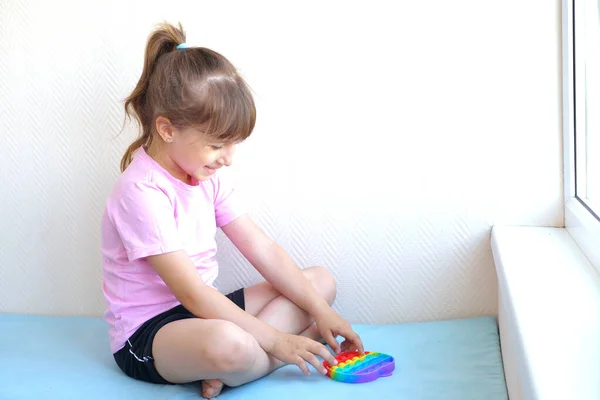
top-left (109, 182), bottom-right (183, 261)
top-left (213, 171), bottom-right (246, 228)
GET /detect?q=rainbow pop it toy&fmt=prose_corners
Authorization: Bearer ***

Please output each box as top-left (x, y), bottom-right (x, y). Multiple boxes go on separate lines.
top-left (323, 351), bottom-right (395, 383)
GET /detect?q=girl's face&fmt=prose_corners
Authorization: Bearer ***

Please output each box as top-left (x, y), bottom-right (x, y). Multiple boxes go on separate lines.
top-left (153, 117), bottom-right (237, 184)
top-left (171, 127), bottom-right (236, 182)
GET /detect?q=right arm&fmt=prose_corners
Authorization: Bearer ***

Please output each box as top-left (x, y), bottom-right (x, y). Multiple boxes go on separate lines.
top-left (147, 250), bottom-right (276, 348)
top-left (146, 250), bottom-right (336, 375)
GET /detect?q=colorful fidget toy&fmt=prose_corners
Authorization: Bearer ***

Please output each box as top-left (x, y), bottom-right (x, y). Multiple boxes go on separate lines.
top-left (323, 351), bottom-right (395, 383)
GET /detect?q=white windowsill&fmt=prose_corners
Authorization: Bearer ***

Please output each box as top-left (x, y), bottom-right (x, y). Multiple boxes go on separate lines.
top-left (566, 197), bottom-right (600, 272)
top-left (491, 226), bottom-right (600, 400)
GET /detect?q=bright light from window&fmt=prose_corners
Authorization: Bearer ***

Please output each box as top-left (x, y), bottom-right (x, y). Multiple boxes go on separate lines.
top-left (574, 0), bottom-right (600, 218)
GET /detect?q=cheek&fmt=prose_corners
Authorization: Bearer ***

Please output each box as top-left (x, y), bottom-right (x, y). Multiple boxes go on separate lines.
top-left (193, 150), bottom-right (218, 169)
top-left (171, 147), bottom-right (204, 170)
top-left (196, 154), bottom-right (215, 167)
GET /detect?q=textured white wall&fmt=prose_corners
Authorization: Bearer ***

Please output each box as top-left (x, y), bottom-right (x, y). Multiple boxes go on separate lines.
top-left (0, 0), bottom-right (562, 323)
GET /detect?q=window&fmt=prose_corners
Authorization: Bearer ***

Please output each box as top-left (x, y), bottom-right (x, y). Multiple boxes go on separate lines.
top-left (574, 0), bottom-right (600, 217)
top-left (564, 0), bottom-right (600, 270)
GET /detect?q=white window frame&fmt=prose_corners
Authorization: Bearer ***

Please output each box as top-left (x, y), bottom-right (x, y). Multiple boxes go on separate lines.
top-left (563, 0), bottom-right (600, 271)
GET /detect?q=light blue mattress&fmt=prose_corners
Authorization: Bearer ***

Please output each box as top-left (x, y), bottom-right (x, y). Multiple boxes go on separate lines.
top-left (0, 314), bottom-right (507, 399)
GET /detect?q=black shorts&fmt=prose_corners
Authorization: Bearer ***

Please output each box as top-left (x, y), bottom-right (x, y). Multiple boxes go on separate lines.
top-left (113, 288), bottom-right (246, 385)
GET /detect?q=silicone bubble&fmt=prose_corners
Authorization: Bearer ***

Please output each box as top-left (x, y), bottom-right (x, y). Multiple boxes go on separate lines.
top-left (323, 351), bottom-right (395, 383)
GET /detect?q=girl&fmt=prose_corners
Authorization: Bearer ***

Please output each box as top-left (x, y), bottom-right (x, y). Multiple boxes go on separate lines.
top-left (101, 22), bottom-right (363, 399)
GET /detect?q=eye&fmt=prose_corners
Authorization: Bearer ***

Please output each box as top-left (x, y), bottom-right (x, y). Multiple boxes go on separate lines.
top-left (210, 145), bottom-right (223, 150)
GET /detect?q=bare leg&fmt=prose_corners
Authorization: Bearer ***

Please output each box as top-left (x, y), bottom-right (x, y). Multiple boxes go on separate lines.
top-left (153, 319), bottom-right (282, 393)
top-left (245, 266), bottom-right (337, 334)
top-left (201, 266), bottom-right (336, 398)
top-left (152, 266), bottom-right (337, 399)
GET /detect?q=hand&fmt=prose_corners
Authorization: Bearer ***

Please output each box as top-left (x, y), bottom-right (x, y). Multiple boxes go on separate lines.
top-left (265, 332), bottom-right (338, 376)
top-left (314, 307), bottom-right (364, 355)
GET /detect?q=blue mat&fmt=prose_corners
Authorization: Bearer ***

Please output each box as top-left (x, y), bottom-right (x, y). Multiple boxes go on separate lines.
top-left (0, 314), bottom-right (507, 399)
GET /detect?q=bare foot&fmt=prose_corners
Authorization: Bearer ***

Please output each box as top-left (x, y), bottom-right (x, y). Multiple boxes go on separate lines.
top-left (201, 379), bottom-right (224, 399)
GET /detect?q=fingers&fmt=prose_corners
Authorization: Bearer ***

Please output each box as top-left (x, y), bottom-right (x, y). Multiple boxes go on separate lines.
top-left (294, 349), bottom-right (330, 375)
top-left (311, 341), bottom-right (337, 367)
top-left (339, 326), bottom-right (364, 354)
top-left (294, 356), bottom-right (311, 376)
top-left (286, 335), bottom-right (352, 376)
top-left (301, 340), bottom-right (338, 375)
top-left (290, 338), bottom-right (337, 376)
top-left (303, 351), bottom-right (328, 375)
top-left (321, 330), bottom-right (340, 355)
top-left (349, 331), bottom-right (364, 354)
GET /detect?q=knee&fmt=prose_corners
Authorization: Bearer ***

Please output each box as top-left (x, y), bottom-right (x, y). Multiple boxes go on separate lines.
top-left (206, 320), bottom-right (257, 373)
top-left (306, 266), bottom-right (337, 305)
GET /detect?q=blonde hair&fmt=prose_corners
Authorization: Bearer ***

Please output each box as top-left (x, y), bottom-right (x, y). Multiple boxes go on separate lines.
top-left (121, 22), bottom-right (256, 172)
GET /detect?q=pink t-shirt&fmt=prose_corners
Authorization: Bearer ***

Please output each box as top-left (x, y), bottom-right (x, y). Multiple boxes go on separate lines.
top-left (100, 147), bottom-right (245, 353)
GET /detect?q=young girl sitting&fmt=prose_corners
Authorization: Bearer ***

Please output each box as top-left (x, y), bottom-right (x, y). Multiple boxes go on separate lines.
top-left (100, 22), bottom-right (363, 399)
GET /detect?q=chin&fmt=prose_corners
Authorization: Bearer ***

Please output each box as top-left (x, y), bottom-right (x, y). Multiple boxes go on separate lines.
top-left (191, 170), bottom-right (213, 182)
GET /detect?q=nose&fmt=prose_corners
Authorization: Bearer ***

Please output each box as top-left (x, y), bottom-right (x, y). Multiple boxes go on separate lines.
top-left (219, 144), bottom-right (235, 167)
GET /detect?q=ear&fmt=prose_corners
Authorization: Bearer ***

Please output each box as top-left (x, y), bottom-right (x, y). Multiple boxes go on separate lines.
top-left (155, 116), bottom-right (174, 143)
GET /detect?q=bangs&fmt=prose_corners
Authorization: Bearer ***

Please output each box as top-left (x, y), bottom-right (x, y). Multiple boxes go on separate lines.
top-left (187, 74), bottom-right (256, 144)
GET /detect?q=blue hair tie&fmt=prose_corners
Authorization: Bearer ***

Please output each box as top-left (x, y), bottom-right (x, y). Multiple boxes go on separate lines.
top-left (176, 43), bottom-right (189, 50)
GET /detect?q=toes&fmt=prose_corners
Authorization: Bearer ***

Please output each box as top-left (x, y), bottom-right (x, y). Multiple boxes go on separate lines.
top-left (202, 379), bottom-right (224, 399)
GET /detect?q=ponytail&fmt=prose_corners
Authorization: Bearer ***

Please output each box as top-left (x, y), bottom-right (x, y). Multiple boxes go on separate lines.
top-left (120, 22), bottom-right (186, 172)
top-left (119, 22), bottom-right (256, 172)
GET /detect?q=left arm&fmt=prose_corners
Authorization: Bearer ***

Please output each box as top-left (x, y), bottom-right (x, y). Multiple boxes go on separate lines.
top-left (221, 215), bottom-right (330, 318)
top-left (221, 214), bottom-right (363, 354)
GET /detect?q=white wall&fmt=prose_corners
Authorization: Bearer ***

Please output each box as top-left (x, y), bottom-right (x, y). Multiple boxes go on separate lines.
top-left (0, 0), bottom-right (562, 323)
